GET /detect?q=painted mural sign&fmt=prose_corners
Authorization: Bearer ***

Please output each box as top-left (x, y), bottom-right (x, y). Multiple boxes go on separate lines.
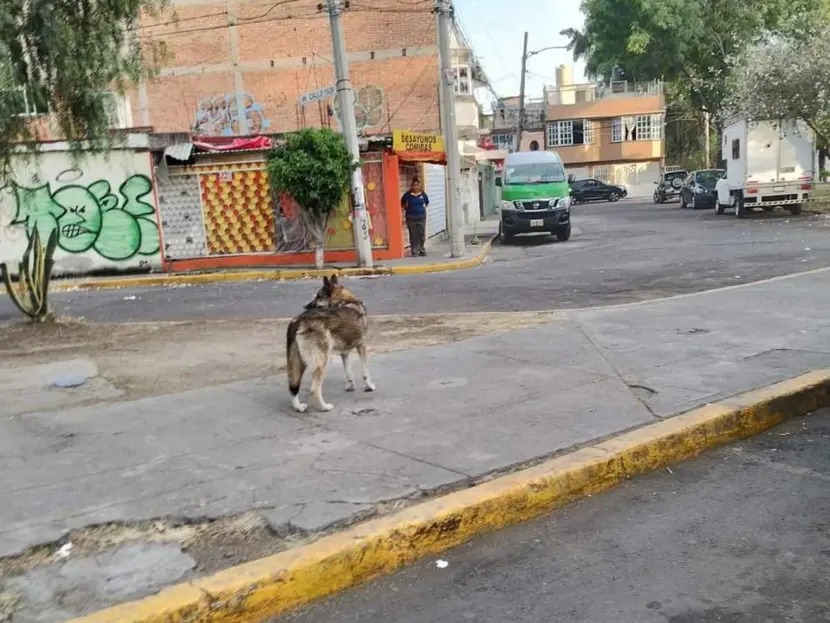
top-left (192, 92), bottom-right (272, 136)
top-left (333, 85), bottom-right (385, 133)
top-left (0, 150), bottom-right (162, 274)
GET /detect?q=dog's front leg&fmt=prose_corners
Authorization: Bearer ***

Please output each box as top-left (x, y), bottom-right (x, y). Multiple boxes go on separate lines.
top-left (342, 354), bottom-right (355, 392)
top-left (358, 344), bottom-right (376, 392)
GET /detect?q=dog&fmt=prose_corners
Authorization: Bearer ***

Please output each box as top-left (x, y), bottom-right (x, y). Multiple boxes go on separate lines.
top-left (286, 275), bottom-right (376, 412)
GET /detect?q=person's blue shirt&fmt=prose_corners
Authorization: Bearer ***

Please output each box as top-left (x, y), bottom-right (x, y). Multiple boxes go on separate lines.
top-left (401, 191), bottom-right (429, 219)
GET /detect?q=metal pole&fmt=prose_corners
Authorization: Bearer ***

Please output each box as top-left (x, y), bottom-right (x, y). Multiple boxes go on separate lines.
top-left (435, 0), bottom-right (466, 258)
top-left (515, 31), bottom-right (529, 152)
top-left (326, 0), bottom-right (373, 267)
top-left (703, 110), bottom-right (711, 168)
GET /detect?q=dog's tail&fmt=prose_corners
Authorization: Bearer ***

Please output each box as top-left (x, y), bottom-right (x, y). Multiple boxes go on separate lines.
top-left (286, 319), bottom-right (306, 397)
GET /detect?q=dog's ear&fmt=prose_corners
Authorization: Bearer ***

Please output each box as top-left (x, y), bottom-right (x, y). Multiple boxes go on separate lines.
top-left (322, 276), bottom-right (330, 289)
top-left (330, 274), bottom-right (339, 287)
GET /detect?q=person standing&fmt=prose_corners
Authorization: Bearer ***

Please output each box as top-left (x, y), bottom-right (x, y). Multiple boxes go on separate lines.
top-left (400, 177), bottom-right (429, 257)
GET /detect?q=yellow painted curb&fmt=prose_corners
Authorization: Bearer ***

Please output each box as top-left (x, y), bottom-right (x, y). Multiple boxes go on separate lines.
top-left (38, 238), bottom-right (494, 293)
top-left (69, 369), bottom-right (830, 623)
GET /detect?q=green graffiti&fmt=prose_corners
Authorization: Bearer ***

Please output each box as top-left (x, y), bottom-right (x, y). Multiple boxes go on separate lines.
top-left (10, 174), bottom-right (160, 262)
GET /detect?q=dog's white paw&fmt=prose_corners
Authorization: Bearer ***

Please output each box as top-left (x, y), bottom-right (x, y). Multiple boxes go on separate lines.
top-left (293, 402), bottom-right (308, 413)
top-left (319, 402), bottom-right (334, 412)
top-left (364, 381), bottom-right (376, 392)
top-left (345, 382), bottom-right (355, 392)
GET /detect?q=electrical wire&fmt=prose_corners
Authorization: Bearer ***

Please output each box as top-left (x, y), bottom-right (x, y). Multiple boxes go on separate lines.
top-left (136, 9), bottom-right (325, 39)
top-left (377, 52), bottom-right (436, 133)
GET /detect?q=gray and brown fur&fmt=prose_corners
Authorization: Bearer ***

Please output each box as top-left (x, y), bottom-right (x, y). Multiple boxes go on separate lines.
top-left (286, 274), bottom-right (376, 412)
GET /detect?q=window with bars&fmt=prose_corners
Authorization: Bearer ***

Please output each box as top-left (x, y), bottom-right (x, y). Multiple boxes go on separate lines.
top-left (611, 117), bottom-right (623, 143)
top-left (583, 120), bottom-right (595, 144)
top-left (547, 120), bottom-right (573, 147)
top-left (547, 119), bottom-right (596, 148)
top-left (612, 114), bottom-right (663, 142)
top-left (453, 66), bottom-right (472, 95)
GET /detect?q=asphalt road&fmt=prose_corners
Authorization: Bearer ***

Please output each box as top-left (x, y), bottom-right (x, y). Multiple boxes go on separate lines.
top-left (277, 409), bottom-right (830, 623)
top-left (4, 200), bottom-right (830, 322)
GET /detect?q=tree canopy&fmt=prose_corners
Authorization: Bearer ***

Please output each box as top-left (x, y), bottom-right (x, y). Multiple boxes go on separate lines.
top-left (267, 128), bottom-right (354, 268)
top-left (725, 26), bottom-right (830, 147)
top-left (0, 0), bottom-right (166, 174)
top-left (563, 0), bottom-right (826, 115)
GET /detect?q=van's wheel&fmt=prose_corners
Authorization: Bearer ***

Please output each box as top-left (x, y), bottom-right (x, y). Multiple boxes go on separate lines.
top-left (763, 206), bottom-right (775, 212)
top-left (735, 198), bottom-right (747, 219)
top-left (499, 221), bottom-right (512, 243)
top-left (554, 223), bottom-right (571, 241)
top-left (788, 203), bottom-right (804, 216)
top-left (715, 199), bottom-right (725, 215)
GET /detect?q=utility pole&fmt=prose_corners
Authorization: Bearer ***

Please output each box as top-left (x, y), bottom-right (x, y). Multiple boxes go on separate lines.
top-left (434, 0), bottom-right (466, 258)
top-left (703, 110), bottom-right (711, 168)
top-left (325, 0), bottom-right (373, 267)
top-left (515, 31), bottom-right (529, 152)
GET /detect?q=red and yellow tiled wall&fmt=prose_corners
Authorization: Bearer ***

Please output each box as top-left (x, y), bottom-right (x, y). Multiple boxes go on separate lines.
top-left (156, 152), bottom-right (403, 270)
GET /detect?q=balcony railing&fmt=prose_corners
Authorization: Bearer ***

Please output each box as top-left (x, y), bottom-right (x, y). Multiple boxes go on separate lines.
top-left (546, 80), bottom-right (663, 106)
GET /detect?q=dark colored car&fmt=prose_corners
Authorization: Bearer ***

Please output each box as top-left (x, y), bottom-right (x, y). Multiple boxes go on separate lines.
top-left (679, 169), bottom-right (726, 210)
top-left (653, 170), bottom-right (688, 203)
top-left (569, 178), bottom-right (627, 204)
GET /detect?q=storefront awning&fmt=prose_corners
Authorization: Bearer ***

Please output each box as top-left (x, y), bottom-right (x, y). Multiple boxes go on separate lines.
top-left (392, 130), bottom-right (446, 164)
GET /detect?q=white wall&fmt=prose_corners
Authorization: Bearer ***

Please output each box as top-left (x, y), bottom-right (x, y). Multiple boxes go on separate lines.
top-left (458, 167), bottom-right (480, 225)
top-left (0, 139), bottom-right (162, 276)
top-left (423, 163), bottom-right (448, 238)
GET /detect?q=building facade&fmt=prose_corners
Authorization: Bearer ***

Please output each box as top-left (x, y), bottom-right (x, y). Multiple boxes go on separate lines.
top-left (544, 65), bottom-right (666, 198)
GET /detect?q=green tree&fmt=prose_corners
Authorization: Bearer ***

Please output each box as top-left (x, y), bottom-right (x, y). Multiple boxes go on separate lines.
top-left (725, 27), bottom-right (830, 152)
top-left (562, 0), bottom-right (825, 117)
top-left (267, 128), bottom-right (354, 269)
top-left (0, 0), bottom-right (167, 174)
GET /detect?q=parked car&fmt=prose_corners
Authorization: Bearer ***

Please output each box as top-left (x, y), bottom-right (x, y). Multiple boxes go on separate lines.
top-left (679, 169), bottom-right (725, 210)
top-left (653, 169), bottom-right (688, 203)
top-left (569, 178), bottom-right (627, 204)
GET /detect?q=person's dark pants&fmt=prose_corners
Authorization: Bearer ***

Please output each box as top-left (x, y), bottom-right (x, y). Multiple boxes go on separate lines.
top-left (406, 217), bottom-right (427, 255)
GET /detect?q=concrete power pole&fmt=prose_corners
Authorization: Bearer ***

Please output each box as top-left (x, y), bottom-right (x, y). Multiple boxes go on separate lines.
top-left (325, 0), bottom-right (373, 268)
top-left (434, 0), bottom-right (466, 258)
top-left (515, 31), bottom-right (529, 152)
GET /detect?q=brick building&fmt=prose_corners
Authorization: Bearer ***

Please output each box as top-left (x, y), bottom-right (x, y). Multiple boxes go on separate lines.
top-left (130, 0), bottom-right (447, 137)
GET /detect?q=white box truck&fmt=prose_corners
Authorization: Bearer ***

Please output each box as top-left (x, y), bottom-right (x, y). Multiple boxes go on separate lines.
top-left (715, 118), bottom-right (815, 218)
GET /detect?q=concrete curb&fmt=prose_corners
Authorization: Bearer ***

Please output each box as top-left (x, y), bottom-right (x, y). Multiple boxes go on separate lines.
top-left (69, 369), bottom-right (830, 623)
top-left (36, 238), bottom-right (494, 293)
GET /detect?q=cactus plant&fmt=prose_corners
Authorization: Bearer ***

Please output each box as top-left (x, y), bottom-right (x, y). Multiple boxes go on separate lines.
top-left (0, 228), bottom-right (58, 322)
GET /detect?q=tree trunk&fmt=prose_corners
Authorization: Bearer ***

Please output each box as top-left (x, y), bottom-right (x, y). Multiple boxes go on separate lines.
top-left (314, 242), bottom-right (324, 269)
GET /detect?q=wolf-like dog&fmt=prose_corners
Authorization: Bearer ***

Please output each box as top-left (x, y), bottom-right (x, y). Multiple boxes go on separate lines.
top-left (286, 275), bottom-right (376, 412)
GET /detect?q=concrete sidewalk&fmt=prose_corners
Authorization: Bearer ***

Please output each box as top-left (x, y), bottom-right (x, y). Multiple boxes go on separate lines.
top-left (2, 268), bottom-right (830, 621)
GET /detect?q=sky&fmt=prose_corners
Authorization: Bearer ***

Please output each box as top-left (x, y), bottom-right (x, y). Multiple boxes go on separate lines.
top-left (453, 0), bottom-right (587, 107)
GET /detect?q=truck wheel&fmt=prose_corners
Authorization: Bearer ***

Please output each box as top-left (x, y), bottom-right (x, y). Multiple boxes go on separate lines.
top-left (788, 203), bottom-right (804, 216)
top-left (735, 198), bottom-right (747, 219)
top-left (715, 199), bottom-right (725, 215)
top-left (499, 222), bottom-right (513, 243)
top-left (762, 206), bottom-right (775, 212)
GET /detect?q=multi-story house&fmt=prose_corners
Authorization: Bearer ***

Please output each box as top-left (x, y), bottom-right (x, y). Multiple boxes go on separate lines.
top-left (544, 64), bottom-right (665, 197)
top-left (487, 95), bottom-right (545, 153)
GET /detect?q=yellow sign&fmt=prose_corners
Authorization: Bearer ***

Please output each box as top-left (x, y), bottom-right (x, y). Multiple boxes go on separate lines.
top-left (393, 130), bottom-right (445, 154)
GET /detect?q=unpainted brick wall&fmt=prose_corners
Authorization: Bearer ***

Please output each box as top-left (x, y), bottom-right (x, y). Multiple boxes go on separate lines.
top-left (131, 0), bottom-right (442, 135)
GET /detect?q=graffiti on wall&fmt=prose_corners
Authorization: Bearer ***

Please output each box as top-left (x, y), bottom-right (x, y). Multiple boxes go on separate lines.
top-left (5, 173), bottom-right (160, 261)
top-left (192, 92), bottom-right (272, 136)
top-left (333, 85), bottom-right (385, 133)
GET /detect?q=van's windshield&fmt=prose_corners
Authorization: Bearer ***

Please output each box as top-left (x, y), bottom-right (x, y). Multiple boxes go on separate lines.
top-left (505, 162), bottom-right (566, 185)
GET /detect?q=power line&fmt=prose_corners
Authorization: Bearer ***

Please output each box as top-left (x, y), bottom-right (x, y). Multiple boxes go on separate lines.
top-left (378, 53), bottom-right (436, 133)
top-left (136, 9), bottom-right (325, 39)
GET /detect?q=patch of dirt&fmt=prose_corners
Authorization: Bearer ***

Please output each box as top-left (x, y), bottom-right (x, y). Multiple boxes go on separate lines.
top-left (0, 312), bottom-right (558, 405)
top-left (0, 513), bottom-right (292, 579)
